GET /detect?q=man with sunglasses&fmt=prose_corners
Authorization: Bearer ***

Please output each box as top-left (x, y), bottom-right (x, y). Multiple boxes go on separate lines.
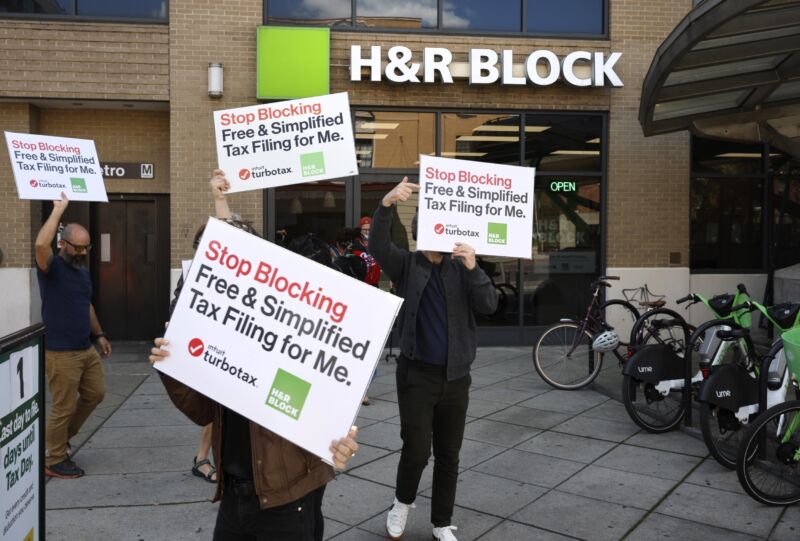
top-left (35, 192), bottom-right (112, 479)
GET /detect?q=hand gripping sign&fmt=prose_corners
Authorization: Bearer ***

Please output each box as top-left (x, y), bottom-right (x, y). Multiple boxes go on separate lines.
top-left (416, 155), bottom-right (535, 258)
top-left (4, 132), bottom-right (108, 202)
top-left (159, 219), bottom-right (402, 463)
top-left (213, 92), bottom-right (358, 194)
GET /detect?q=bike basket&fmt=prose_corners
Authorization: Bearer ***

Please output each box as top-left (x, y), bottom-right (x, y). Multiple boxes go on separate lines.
top-left (767, 303), bottom-right (800, 332)
top-left (781, 326), bottom-right (800, 377)
top-left (708, 294), bottom-right (735, 318)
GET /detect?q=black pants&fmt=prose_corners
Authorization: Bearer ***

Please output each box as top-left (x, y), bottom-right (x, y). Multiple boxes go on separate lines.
top-left (213, 480), bottom-right (326, 541)
top-left (395, 357), bottom-right (470, 527)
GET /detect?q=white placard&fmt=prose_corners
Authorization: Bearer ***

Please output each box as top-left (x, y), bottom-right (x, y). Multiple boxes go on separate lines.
top-left (416, 155), bottom-right (535, 258)
top-left (181, 259), bottom-right (192, 280)
top-left (213, 93), bottom-right (358, 194)
top-left (4, 132), bottom-right (108, 202)
top-left (1, 340), bottom-right (41, 541)
top-left (159, 219), bottom-right (402, 463)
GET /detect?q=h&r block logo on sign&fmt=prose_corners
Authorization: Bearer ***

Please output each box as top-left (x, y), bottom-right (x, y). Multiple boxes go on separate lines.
top-left (487, 222), bottom-right (507, 245)
top-left (70, 177), bottom-right (87, 193)
top-left (266, 368), bottom-right (311, 420)
top-left (300, 152), bottom-right (325, 177)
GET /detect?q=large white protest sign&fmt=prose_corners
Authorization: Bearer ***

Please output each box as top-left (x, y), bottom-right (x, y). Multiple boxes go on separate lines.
top-left (4, 132), bottom-right (108, 202)
top-left (213, 93), bottom-right (358, 194)
top-left (1, 339), bottom-right (41, 541)
top-left (159, 219), bottom-right (402, 463)
top-left (416, 155), bottom-right (535, 258)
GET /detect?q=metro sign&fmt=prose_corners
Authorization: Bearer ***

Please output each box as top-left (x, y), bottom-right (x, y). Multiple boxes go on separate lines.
top-left (351, 46), bottom-right (623, 87)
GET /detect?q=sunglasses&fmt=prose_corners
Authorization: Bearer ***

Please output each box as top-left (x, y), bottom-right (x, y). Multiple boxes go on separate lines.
top-left (63, 239), bottom-right (93, 252)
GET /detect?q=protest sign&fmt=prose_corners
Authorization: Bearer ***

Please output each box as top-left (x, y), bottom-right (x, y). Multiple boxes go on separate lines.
top-left (415, 155), bottom-right (535, 258)
top-left (4, 132), bottom-right (108, 202)
top-left (158, 219), bottom-right (402, 463)
top-left (213, 93), bottom-right (358, 193)
top-left (1, 336), bottom-right (42, 541)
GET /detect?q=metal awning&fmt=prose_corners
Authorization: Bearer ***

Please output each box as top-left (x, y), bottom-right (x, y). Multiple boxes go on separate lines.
top-left (639, 0), bottom-right (800, 157)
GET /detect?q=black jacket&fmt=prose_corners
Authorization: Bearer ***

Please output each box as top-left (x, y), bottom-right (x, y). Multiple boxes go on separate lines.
top-left (370, 204), bottom-right (497, 380)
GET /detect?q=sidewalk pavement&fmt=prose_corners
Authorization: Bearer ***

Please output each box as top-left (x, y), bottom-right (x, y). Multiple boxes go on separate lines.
top-left (45, 344), bottom-right (799, 540)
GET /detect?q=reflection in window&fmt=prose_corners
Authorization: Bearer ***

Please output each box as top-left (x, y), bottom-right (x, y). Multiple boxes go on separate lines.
top-left (524, 114), bottom-right (602, 172)
top-left (441, 113), bottom-right (520, 165)
top-left (692, 136), bottom-right (763, 175)
top-left (523, 178), bottom-right (601, 325)
top-left (356, 0), bottom-right (437, 28)
top-left (526, 0), bottom-right (604, 35)
top-left (77, 0), bottom-right (167, 19)
top-left (691, 177), bottom-right (763, 270)
top-left (275, 182), bottom-right (346, 247)
top-left (443, 0), bottom-right (521, 31)
top-left (1, 0), bottom-right (71, 14)
top-left (773, 178), bottom-right (800, 270)
top-left (354, 111), bottom-right (435, 169)
top-left (267, 0), bottom-right (350, 25)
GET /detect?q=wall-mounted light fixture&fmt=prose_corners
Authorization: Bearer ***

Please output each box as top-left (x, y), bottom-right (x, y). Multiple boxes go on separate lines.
top-left (208, 62), bottom-right (224, 99)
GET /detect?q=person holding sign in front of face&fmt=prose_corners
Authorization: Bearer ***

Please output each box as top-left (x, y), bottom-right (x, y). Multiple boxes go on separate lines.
top-left (372, 178), bottom-right (498, 541)
top-left (150, 170), bottom-right (359, 541)
top-left (36, 192), bottom-right (112, 479)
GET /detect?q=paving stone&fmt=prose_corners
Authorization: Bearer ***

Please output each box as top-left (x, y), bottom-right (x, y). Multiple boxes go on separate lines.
top-left (353, 398), bottom-right (399, 421)
top-left (625, 429), bottom-right (710, 457)
top-left (519, 389), bottom-right (609, 414)
top-left (353, 415), bottom-right (380, 429)
top-left (512, 490), bottom-right (646, 541)
top-left (103, 374), bottom-right (149, 396)
top-left (469, 385), bottom-right (546, 405)
top-left (421, 470), bottom-right (547, 517)
top-left (496, 374), bottom-right (556, 393)
top-left (473, 449), bottom-right (585, 488)
top-left (321, 475), bottom-right (395, 526)
top-left (558, 465), bottom-right (676, 509)
top-left (466, 398), bottom-right (509, 418)
top-left (516, 431), bottom-right (617, 464)
top-left (469, 370), bottom-right (514, 389)
top-left (322, 518), bottom-right (351, 540)
top-left (477, 358), bottom-right (535, 377)
top-left (328, 528), bottom-right (386, 540)
top-left (626, 513), bottom-right (763, 541)
top-left (118, 393), bottom-right (177, 410)
top-left (46, 501), bottom-right (218, 541)
top-left (346, 451), bottom-right (433, 493)
top-left (486, 405), bottom-right (572, 430)
top-left (72, 445), bottom-right (198, 475)
top-left (656, 482), bottom-right (783, 537)
top-left (103, 406), bottom-right (194, 427)
top-left (478, 521), bottom-right (575, 540)
top-left (596, 444), bottom-right (703, 481)
top-left (462, 418), bottom-right (540, 448)
top-left (582, 399), bottom-right (629, 422)
top-left (551, 414), bottom-right (641, 442)
top-left (354, 421), bottom-right (403, 451)
top-left (684, 458), bottom-right (746, 495)
top-left (457, 438), bottom-right (508, 469)
top-left (344, 443), bottom-right (392, 470)
top-left (84, 425), bottom-right (201, 449)
top-left (772, 506), bottom-right (800, 541)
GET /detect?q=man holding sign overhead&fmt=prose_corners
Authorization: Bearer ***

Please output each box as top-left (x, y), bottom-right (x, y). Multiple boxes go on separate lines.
top-left (373, 178), bottom-right (497, 541)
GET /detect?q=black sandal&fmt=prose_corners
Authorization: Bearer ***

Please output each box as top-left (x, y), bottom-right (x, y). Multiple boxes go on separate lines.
top-left (192, 456), bottom-right (217, 483)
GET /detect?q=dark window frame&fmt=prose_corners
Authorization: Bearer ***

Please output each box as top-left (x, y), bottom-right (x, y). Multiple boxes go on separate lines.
top-left (0, 0), bottom-right (169, 23)
top-left (263, 0), bottom-right (609, 39)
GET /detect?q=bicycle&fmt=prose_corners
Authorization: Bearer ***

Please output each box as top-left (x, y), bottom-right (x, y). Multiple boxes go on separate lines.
top-left (533, 276), bottom-right (640, 390)
top-left (736, 325), bottom-right (800, 506)
top-left (699, 300), bottom-right (800, 468)
top-left (621, 285), bottom-right (751, 433)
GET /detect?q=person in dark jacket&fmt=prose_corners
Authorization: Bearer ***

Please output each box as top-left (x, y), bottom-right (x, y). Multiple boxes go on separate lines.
top-left (372, 178), bottom-right (497, 541)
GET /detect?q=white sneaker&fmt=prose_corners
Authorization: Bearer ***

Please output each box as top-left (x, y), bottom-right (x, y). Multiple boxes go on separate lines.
top-left (386, 498), bottom-right (414, 540)
top-left (432, 525), bottom-right (458, 541)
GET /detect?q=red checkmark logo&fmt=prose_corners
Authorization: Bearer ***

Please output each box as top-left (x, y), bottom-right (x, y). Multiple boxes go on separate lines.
top-left (29, 180), bottom-right (38, 187)
top-left (188, 338), bottom-right (205, 357)
top-left (434, 223), bottom-right (445, 235)
top-left (239, 169), bottom-right (251, 181)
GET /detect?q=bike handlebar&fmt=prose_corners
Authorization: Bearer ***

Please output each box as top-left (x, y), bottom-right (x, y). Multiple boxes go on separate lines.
top-left (676, 294), bottom-right (694, 304)
top-left (737, 283), bottom-right (749, 295)
top-left (731, 301), bottom-right (756, 312)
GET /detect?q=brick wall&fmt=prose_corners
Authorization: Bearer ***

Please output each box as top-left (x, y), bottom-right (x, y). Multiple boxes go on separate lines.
top-left (0, 21), bottom-right (168, 100)
top-left (168, 0), bottom-right (264, 266)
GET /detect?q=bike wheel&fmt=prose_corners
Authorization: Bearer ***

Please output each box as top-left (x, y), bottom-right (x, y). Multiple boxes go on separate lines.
top-left (600, 300), bottom-right (639, 348)
top-left (533, 323), bottom-right (602, 390)
top-left (631, 308), bottom-right (688, 354)
top-left (700, 402), bottom-right (750, 470)
top-left (622, 374), bottom-right (684, 432)
top-left (736, 400), bottom-right (800, 506)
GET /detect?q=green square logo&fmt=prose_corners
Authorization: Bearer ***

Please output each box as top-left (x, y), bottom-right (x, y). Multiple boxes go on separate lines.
top-left (266, 369), bottom-right (311, 420)
top-left (70, 178), bottom-right (87, 193)
top-left (257, 26), bottom-right (330, 99)
top-left (300, 152), bottom-right (325, 177)
top-left (487, 222), bottom-right (507, 245)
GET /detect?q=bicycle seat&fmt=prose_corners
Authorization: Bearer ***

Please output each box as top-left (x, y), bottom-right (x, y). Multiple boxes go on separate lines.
top-left (639, 299), bottom-right (666, 308)
top-left (717, 328), bottom-right (749, 340)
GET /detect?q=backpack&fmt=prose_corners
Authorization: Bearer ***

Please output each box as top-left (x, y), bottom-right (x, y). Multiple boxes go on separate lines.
top-left (334, 253), bottom-right (367, 281)
top-left (350, 247), bottom-right (381, 286)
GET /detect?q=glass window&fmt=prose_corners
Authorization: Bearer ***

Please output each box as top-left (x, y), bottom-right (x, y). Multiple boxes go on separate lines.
top-left (77, 0), bottom-right (167, 20)
top-left (354, 111), bottom-right (435, 169)
top-left (267, 0), bottom-right (351, 26)
top-left (524, 177), bottom-right (601, 325)
top-left (692, 137), bottom-right (763, 175)
top-left (690, 177), bottom-right (763, 270)
top-left (773, 177), bottom-right (800, 270)
top-left (524, 114), bottom-right (602, 172)
top-left (526, 0), bottom-right (604, 35)
top-left (275, 181), bottom-right (346, 248)
top-left (769, 148), bottom-right (800, 176)
top-left (443, 0), bottom-right (521, 32)
top-left (356, 0), bottom-right (437, 29)
top-left (441, 113), bottom-right (521, 165)
top-left (1, 0), bottom-right (72, 14)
